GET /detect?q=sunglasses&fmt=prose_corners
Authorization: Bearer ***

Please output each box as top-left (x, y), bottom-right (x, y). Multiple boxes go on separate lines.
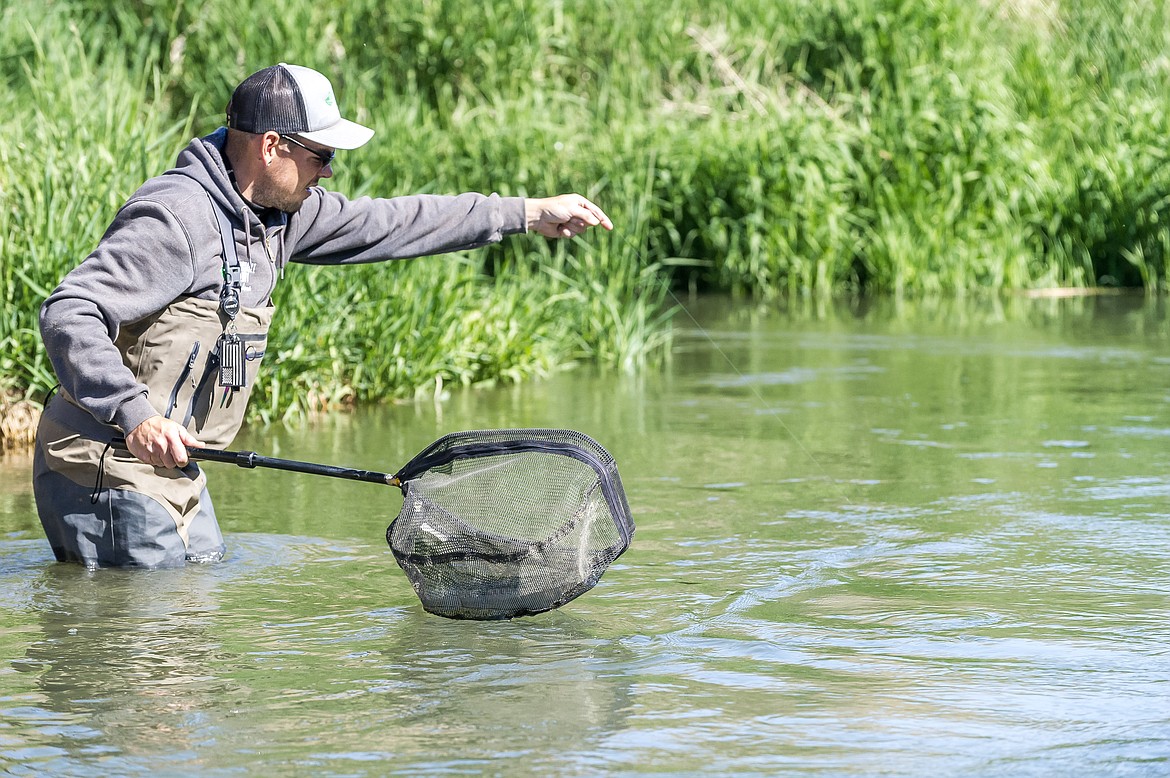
top-left (279, 134), bottom-right (336, 167)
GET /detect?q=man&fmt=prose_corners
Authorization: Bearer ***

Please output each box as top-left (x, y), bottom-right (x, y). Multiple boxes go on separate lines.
top-left (34, 63), bottom-right (612, 569)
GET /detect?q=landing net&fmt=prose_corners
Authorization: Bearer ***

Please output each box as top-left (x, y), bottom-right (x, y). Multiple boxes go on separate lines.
top-left (386, 429), bottom-right (634, 620)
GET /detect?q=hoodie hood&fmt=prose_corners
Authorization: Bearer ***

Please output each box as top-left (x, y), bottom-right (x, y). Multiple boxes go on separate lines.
top-left (166, 128), bottom-right (246, 220)
top-left (162, 129), bottom-right (290, 302)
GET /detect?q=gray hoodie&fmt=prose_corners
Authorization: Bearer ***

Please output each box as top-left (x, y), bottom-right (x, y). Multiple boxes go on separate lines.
top-left (40, 129), bottom-right (527, 435)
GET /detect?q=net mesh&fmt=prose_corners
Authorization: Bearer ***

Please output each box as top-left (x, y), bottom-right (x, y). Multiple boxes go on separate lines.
top-left (386, 429), bottom-right (634, 620)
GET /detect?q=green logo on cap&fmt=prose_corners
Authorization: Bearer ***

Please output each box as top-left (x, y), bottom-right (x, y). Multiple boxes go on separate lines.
top-left (325, 93), bottom-right (335, 107)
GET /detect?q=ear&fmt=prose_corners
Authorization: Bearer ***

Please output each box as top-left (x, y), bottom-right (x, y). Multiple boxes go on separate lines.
top-left (259, 131), bottom-right (283, 166)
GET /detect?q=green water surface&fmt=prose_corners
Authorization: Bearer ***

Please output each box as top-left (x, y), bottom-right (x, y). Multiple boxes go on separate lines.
top-left (1, 295), bottom-right (1168, 776)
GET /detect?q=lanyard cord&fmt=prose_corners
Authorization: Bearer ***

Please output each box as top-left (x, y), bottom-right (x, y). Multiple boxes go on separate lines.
top-left (89, 440), bottom-right (114, 505)
top-left (208, 193), bottom-right (242, 321)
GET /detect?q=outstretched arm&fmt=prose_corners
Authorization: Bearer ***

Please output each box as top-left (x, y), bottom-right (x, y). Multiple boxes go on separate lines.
top-left (525, 195), bottom-right (613, 238)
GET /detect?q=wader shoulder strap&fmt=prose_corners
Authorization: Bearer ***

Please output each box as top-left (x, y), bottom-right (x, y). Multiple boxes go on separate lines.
top-left (207, 193), bottom-right (242, 320)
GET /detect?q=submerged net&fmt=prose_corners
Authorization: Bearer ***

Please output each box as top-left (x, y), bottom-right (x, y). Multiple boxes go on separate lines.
top-left (386, 429), bottom-right (634, 620)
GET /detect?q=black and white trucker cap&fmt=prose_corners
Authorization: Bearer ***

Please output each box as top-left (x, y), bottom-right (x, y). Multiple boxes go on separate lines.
top-left (226, 63), bottom-right (374, 150)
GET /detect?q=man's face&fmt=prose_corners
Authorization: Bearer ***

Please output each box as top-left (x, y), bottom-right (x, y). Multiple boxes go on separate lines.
top-left (252, 134), bottom-right (335, 212)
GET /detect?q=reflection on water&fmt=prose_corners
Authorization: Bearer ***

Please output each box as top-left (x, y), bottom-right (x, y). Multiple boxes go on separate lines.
top-left (2, 295), bottom-right (1170, 775)
top-left (9, 562), bottom-right (231, 774)
top-left (1, 538), bottom-right (635, 776)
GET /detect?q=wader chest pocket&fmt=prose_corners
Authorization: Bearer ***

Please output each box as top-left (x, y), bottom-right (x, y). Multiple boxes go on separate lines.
top-left (165, 341), bottom-right (202, 419)
top-left (181, 332), bottom-right (268, 428)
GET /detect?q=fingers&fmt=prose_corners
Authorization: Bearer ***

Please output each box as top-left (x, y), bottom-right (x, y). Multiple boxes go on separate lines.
top-left (556, 218), bottom-right (590, 238)
top-left (125, 416), bottom-right (198, 469)
top-left (178, 425), bottom-right (204, 448)
top-left (141, 434), bottom-right (186, 469)
top-left (527, 194), bottom-right (615, 238)
top-left (162, 426), bottom-right (191, 468)
top-left (575, 196), bottom-right (613, 231)
top-left (557, 196), bottom-right (612, 234)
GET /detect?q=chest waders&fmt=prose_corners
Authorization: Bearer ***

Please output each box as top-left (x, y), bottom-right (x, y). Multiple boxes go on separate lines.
top-left (33, 199), bottom-right (275, 568)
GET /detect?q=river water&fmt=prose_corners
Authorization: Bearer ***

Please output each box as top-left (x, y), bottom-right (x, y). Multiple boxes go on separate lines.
top-left (1, 294), bottom-right (1168, 776)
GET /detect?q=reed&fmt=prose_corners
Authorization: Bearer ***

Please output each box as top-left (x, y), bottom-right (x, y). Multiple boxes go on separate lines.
top-left (2, 0), bottom-right (1168, 422)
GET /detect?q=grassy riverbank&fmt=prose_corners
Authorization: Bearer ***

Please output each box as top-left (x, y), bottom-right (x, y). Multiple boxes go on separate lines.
top-left (2, 0), bottom-right (1168, 423)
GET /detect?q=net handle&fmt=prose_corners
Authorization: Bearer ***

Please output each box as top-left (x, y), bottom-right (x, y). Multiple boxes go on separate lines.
top-left (110, 437), bottom-right (401, 487)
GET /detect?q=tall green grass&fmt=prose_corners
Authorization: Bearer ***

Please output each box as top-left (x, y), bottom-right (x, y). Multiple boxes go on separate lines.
top-left (0, 10), bottom-right (200, 400)
top-left (2, 0), bottom-right (1168, 418)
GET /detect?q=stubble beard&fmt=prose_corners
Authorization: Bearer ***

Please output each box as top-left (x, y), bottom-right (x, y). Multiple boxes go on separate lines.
top-left (251, 172), bottom-right (310, 214)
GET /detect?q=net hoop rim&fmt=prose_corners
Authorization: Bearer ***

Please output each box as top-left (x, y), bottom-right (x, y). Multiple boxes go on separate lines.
top-left (393, 429), bottom-right (634, 549)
